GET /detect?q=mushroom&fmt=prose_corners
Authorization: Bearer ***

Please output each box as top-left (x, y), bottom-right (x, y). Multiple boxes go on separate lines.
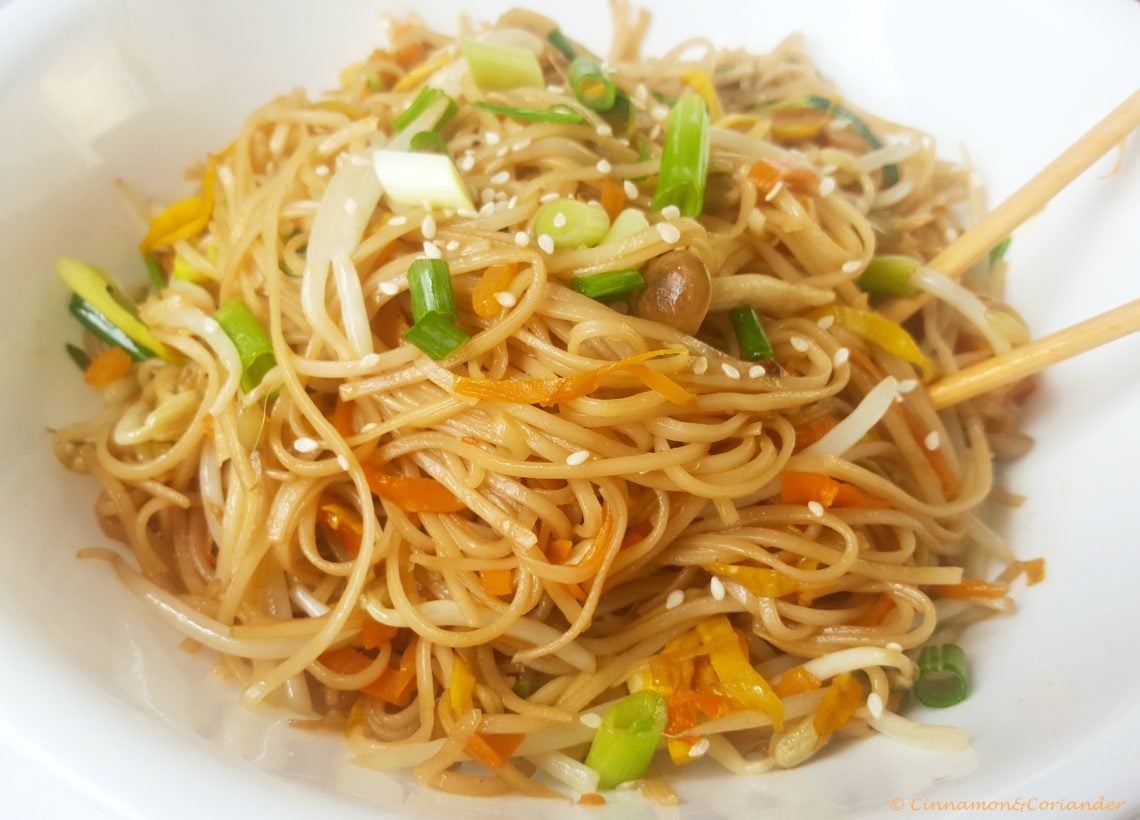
top-left (631, 250), bottom-right (712, 335)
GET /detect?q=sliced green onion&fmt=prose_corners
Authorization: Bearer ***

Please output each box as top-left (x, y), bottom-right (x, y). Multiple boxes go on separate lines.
top-left (798, 95), bottom-right (899, 187)
top-left (143, 253), bottom-right (166, 291)
top-left (372, 149), bottom-right (475, 211)
top-left (546, 28), bottom-right (578, 61)
top-left (584, 690), bottom-right (667, 790)
top-left (409, 130), bottom-right (451, 156)
top-left (392, 87), bottom-right (458, 133)
top-left (533, 197), bottom-right (611, 248)
top-left (914, 643), bottom-right (970, 708)
top-left (857, 255), bottom-right (920, 297)
top-left (601, 208), bottom-right (650, 245)
top-left (602, 90), bottom-right (635, 136)
top-left (729, 307), bottom-right (774, 361)
top-left (65, 342), bottom-right (92, 371)
top-left (568, 57), bottom-right (616, 112)
top-left (989, 236), bottom-right (1012, 267)
top-left (462, 39), bottom-right (544, 90)
top-left (57, 257), bottom-right (171, 359)
top-left (68, 295), bottom-right (155, 361)
top-left (407, 258), bottom-right (457, 323)
top-left (402, 311), bottom-right (469, 360)
top-left (651, 94), bottom-right (710, 218)
top-left (366, 72), bottom-right (385, 92)
top-left (215, 298), bottom-right (277, 392)
top-left (471, 100), bottom-right (584, 125)
top-left (571, 269), bottom-right (645, 301)
top-left (511, 677), bottom-right (532, 699)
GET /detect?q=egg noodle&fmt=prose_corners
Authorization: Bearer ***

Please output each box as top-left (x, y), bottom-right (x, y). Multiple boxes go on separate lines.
top-left (53, 2), bottom-right (1040, 802)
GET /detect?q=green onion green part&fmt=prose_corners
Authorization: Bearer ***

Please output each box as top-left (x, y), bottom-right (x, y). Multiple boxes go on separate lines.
top-left (462, 39), bottom-right (545, 90)
top-left (857, 255), bottom-right (920, 297)
top-left (571, 269), bottom-right (645, 301)
top-left (68, 295), bottom-right (155, 361)
top-left (471, 101), bottom-right (585, 125)
top-left (392, 87), bottom-right (458, 133)
top-left (511, 677), bottom-right (532, 699)
top-left (729, 307), bottom-right (775, 361)
top-left (65, 342), bottom-right (92, 371)
top-left (798, 95), bottom-right (899, 187)
top-left (215, 298), bottom-right (277, 392)
top-left (366, 72), bottom-right (385, 92)
top-left (914, 643), bottom-right (970, 708)
top-left (143, 253), bottom-right (166, 291)
top-left (533, 197), bottom-right (611, 248)
top-left (601, 208), bottom-right (650, 245)
top-left (989, 236), bottom-right (1012, 267)
top-left (57, 257), bottom-right (171, 359)
top-left (546, 28), bottom-right (578, 61)
top-left (402, 311), bottom-right (469, 360)
top-left (602, 91), bottom-right (635, 136)
top-left (409, 130), bottom-right (451, 156)
top-left (407, 258), bottom-right (458, 323)
top-left (652, 94), bottom-right (710, 218)
top-left (584, 690), bottom-right (667, 790)
top-left (568, 57), bottom-right (617, 112)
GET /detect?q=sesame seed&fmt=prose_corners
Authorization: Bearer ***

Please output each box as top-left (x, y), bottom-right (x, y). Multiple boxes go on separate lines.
top-left (484, 131), bottom-right (501, 146)
top-left (514, 231), bottom-right (530, 246)
top-left (833, 347), bottom-right (850, 366)
top-left (552, 212), bottom-right (568, 229)
top-left (623, 180), bottom-right (639, 199)
top-left (596, 123), bottom-right (613, 137)
top-left (748, 364), bottom-right (766, 378)
top-left (566, 449), bottom-right (590, 466)
top-left (458, 154), bottom-right (476, 172)
top-left (817, 315), bottom-right (836, 330)
top-left (314, 164), bottom-right (330, 177)
top-left (649, 124), bottom-right (661, 141)
top-left (388, 215), bottom-right (408, 227)
top-left (924, 431), bottom-right (941, 451)
top-left (495, 146), bottom-right (508, 158)
top-left (724, 580), bottom-right (750, 606)
top-left (423, 241), bottom-right (442, 259)
top-left (490, 170), bottom-right (510, 185)
top-left (808, 500), bottom-right (825, 518)
top-left (507, 195), bottom-right (518, 209)
top-left (446, 240), bottom-right (460, 251)
top-left (656, 223), bottom-right (681, 244)
top-left (692, 356), bottom-right (708, 375)
top-left (494, 291), bottom-right (517, 308)
top-left (420, 214), bottom-right (436, 239)
top-left (512, 138), bottom-right (530, 152)
top-left (819, 177), bottom-right (837, 197)
top-left (721, 363), bottom-right (741, 379)
top-left (866, 692), bottom-right (884, 720)
top-left (841, 260), bottom-right (862, 274)
top-left (379, 280), bottom-right (399, 296)
top-left (547, 83), bottom-right (566, 94)
top-left (460, 208), bottom-right (481, 220)
top-left (709, 576), bottom-right (726, 601)
top-left (886, 642), bottom-right (903, 651)
top-left (343, 198), bottom-right (357, 214)
top-left (665, 589), bottom-right (685, 609)
top-left (361, 353), bottom-right (381, 367)
top-left (579, 712), bottom-right (602, 729)
top-left (479, 201), bottom-right (495, 215)
top-left (829, 118), bottom-right (849, 131)
top-left (790, 336), bottom-right (810, 353)
top-left (540, 191), bottom-right (561, 203)
top-left (633, 83), bottom-right (649, 106)
top-left (688, 737), bottom-right (710, 758)
top-left (336, 455), bottom-right (350, 471)
top-left (660, 204), bottom-right (681, 220)
top-left (586, 199), bottom-right (601, 208)
top-left (944, 226), bottom-right (960, 242)
top-left (897, 378), bottom-right (919, 394)
top-left (293, 437), bottom-right (319, 453)
top-left (596, 159), bottom-right (612, 174)
top-left (764, 181), bottom-right (784, 202)
top-left (538, 234), bottom-right (555, 254)
top-left (650, 105), bottom-right (669, 122)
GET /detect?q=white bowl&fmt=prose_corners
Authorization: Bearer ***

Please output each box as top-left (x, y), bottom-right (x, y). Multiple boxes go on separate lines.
top-left (2, 0), bottom-right (1138, 817)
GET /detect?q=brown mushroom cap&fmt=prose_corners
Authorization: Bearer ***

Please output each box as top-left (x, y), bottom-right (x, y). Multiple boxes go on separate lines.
top-left (632, 250), bottom-right (712, 335)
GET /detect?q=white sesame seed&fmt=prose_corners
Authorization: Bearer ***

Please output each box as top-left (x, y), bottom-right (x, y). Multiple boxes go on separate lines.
top-left (314, 164), bottom-right (330, 177)
top-left (420, 214), bottom-right (436, 239)
top-left (540, 191), bottom-right (561, 203)
top-left (484, 131), bottom-right (501, 146)
top-left (817, 314), bottom-right (836, 330)
top-left (336, 455), bottom-right (350, 471)
top-left (819, 177), bottom-right (837, 197)
top-left (507, 195), bottom-right (518, 209)
top-left (579, 712), bottom-right (602, 729)
top-left (514, 231), bottom-right (530, 247)
top-left (379, 280), bottom-right (399, 296)
top-left (688, 737), bottom-right (710, 758)
top-left (623, 180), bottom-right (639, 199)
top-left (479, 201), bottom-right (495, 215)
top-left (495, 146), bottom-right (509, 158)
top-left (944, 226), bottom-right (960, 242)
top-left (423, 241), bottom-right (442, 259)
top-left (866, 692), bottom-right (884, 720)
top-left (343, 198), bottom-right (357, 214)
top-left (709, 576), bottom-right (726, 601)
top-left (833, 347), bottom-right (850, 367)
top-left (721, 362), bottom-right (741, 379)
top-left (650, 105), bottom-right (669, 122)
top-left (293, 437), bottom-right (319, 454)
top-left (692, 356), bottom-right (708, 375)
top-left (841, 260), bottom-right (862, 274)
top-left (446, 240), bottom-right (460, 252)
top-left (538, 234), bottom-right (555, 254)
top-left (586, 199), bottom-right (601, 208)
top-left (458, 154), bottom-right (476, 172)
top-left (546, 83), bottom-right (565, 94)
top-left (480, 189), bottom-right (495, 204)
top-left (790, 336), bottom-right (810, 353)
top-left (924, 431), bottom-right (941, 451)
top-left (764, 180), bottom-right (784, 202)
top-left (494, 291), bottom-right (517, 308)
top-left (552, 212), bottom-right (568, 229)
top-left (596, 123), bottom-right (613, 137)
top-left (596, 159), bottom-right (612, 174)
top-left (457, 207), bottom-right (478, 219)
top-left (361, 353), bottom-right (381, 367)
top-left (808, 500), bottom-right (825, 518)
top-left (897, 378), bottom-right (919, 394)
top-left (748, 364), bottom-right (766, 378)
top-left (513, 139), bottom-right (532, 152)
top-left (490, 170), bottom-right (510, 185)
top-left (566, 449), bottom-right (589, 466)
top-left (649, 124), bottom-right (661, 141)
top-left (634, 83), bottom-right (649, 106)
top-left (665, 589), bottom-right (685, 609)
top-left (656, 223), bottom-right (681, 244)
top-left (388, 215), bottom-right (408, 227)
top-left (886, 642), bottom-right (903, 651)
top-left (660, 204), bottom-right (681, 220)
top-left (829, 118), bottom-right (849, 131)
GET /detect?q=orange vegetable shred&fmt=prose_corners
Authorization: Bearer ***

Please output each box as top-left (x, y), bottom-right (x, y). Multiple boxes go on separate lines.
top-left (361, 619), bottom-right (398, 650)
top-left (481, 568), bottom-right (514, 597)
top-left (331, 398), bottom-right (356, 438)
top-left (832, 482), bottom-right (892, 509)
top-left (780, 471), bottom-right (840, 507)
top-left (578, 793), bottom-right (607, 807)
top-left (464, 732), bottom-right (524, 769)
top-left (364, 636), bottom-right (420, 705)
top-left (931, 579), bottom-right (1009, 599)
top-left (773, 666), bottom-right (823, 699)
top-left (83, 347), bottom-right (132, 389)
top-left (472, 263), bottom-right (517, 318)
top-left (600, 177), bottom-right (626, 222)
top-left (793, 415), bottom-right (838, 452)
top-left (318, 501), bottom-right (364, 558)
top-left (853, 593), bottom-right (895, 627)
top-left (812, 672), bottom-right (865, 739)
top-left (1023, 558), bottom-right (1046, 586)
top-left (362, 462), bottom-right (465, 513)
top-left (748, 156), bottom-right (820, 196)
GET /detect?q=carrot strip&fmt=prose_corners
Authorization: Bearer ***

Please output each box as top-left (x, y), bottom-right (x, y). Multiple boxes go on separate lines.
top-left (362, 462), bottom-right (465, 513)
top-left (600, 177), bottom-right (626, 221)
top-left (362, 619), bottom-right (398, 650)
top-left (832, 482), bottom-right (892, 509)
top-left (812, 672), bottom-right (864, 739)
top-left (331, 398), bottom-right (356, 438)
top-left (748, 156), bottom-right (819, 196)
top-left (481, 568), bottom-right (514, 597)
top-left (853, 593), bottom-right (895, 626)
top-left (464, 732), bottom-right (524, 769)
top-left (546, 538), bottom-right (574, 564)
top-left (363, 636), bottom-right (420, 704)
top-left (472, 263), bottom-right (517, 318)
top-left (780, 472), bottom-right (840, 507)
top-left (931, 579), bottom-right (1009, 599)
top-left (84, 347), bottom-right (132, 389)
top-left (318, 500), bottom-right (364, 558)
top-left (793, 415), bottom-right (838, 452)
top-left (626, 363), bottom-right (697, 406)
top-left (1023, 558), bottom-right (1046, 586)
top-left (772, 666), bottom-right (822, 698)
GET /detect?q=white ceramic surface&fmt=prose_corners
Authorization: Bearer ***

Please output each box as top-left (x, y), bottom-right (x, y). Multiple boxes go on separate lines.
top-left (1, 1), bottom-right (1138, 817)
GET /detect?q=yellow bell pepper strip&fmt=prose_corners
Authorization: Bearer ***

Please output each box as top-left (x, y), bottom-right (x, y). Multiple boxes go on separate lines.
top-left (772, 666), bottom-right (822, 699)
top-left (83, 347), bottom-right (132, 389)
top-left (361, 462), bottom-right (465, 513)
top-left (696, 616), bottom-right (784, 730)
top-left (706, 563), bottom-right (800, 599)
top-left (317, 500), bottom-right (364, 558)
top-left (139, 158), bottom-right (216, 252)
top-left (57, 258), bottom-right (173, 360)
top-left (679, 68), bottom-right (725, 123)
top-left (812, 672), bottom-right (865, 740)
top-left (814, 305), bottom-right (934, 380)
top-left (448, 654), bottom-right (477, 713)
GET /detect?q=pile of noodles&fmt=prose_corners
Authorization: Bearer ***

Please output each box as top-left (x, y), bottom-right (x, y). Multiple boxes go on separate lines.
top-left (53, 2), bottom-right (1038, 802)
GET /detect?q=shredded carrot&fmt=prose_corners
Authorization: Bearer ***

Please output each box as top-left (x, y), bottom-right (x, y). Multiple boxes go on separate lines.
top-left (600, 177), bottom-right (626, 222)
top-left (795, 557), bottom-right (820, 607)
top-left (392, 41), bottom-right (427, 70)
top-left (748, 156), bottom-right (820, 196)
top-left (812, 672), bottom-right (865, 739)
top-left (773, 666), bottom-right (822, 699)
top-left (83, 347), bottom-right (132, 389)
top-left (621, 524), bottom-right (652, 549)
top-left (481, 568), bottom-right (515, 597)
top-left (793, 415), bottom-right (838, 452)
top-left (364, 636), bottom-right (420, 704)
top-left (317, 501), bottom-right (364, 558)
top-left (361, 462), bottom-right (465, 513)
top-left (318, 646), bottom-right (371, 676)
top-left (780, 472), bottom-right (840, 507)
top-left (546, 538), bottom-right (574, 564)
top-left (1023, 558), bottom-right (1046, 586)
top-left (464, 731), bottom-right (524, 769)
top-left (931, 579), bottom-right (1009, 599)
top-left (578, 793), bottom-right (607, 807)
top-left (472, 263), bottom-right (517, 318)
top-left (832, 482), bottom-right (892, 509)
top-left (562, 582), bottom-right (588, 602)
top-left (626, 363), bottom-right (697, 407)
top-left (361, 619), bottom-right (398, 650)
top-left (853, 593), bottom-right (895, 627)
top-left (331, 398), bottom-right (356, 438)
top-left (664, 689), bottom-right (733, 763)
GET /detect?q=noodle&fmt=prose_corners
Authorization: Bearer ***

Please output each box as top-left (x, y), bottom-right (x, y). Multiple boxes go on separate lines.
top-left (53, 3), bottom-right (1040, 801)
